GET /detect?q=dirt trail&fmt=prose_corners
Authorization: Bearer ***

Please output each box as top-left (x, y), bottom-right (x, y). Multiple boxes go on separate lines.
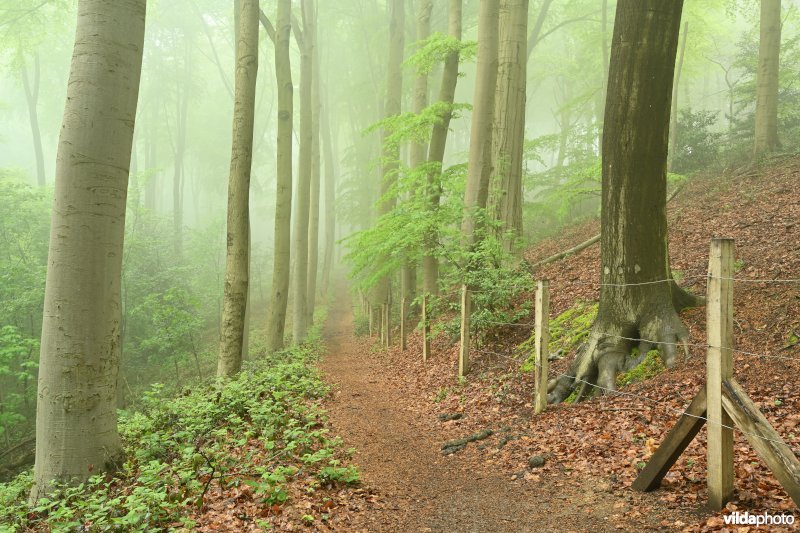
top-left (319, 289), bottom-right (622, 532)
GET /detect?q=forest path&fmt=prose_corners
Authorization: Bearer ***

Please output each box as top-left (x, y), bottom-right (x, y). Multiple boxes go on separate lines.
top-left (319, 287), bottom-right (619, 532)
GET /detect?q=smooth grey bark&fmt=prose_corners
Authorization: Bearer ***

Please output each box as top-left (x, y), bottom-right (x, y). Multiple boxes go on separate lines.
top-left (307, 12), bottom-right (321, 325)
top-left (422, 0), bottom-right (462, 296)
top-left (490, 0), bottom-right (528, 256)
top-left (217, 0), bottom-right (259, 378)
top-left (264, 0), bottom-right (293, 354)
top-left (753, 0), bottom-right (781, 158)
top-left (374, 0), bottom-right (405, 316)
top-left (20, 53), bottom-right (45, 187)
top-left (172, 39), bottom-right (190, 257)
top-left (461, 0), bottom-right (500, 247)
top-left (291, 0), bottom-right (314, 343)
top-left (549, 0), bottom-right (701, 404)
top-left (319, 92), bottom-right (336, 297)
top-left (31, 0), bottom-right (146, 500)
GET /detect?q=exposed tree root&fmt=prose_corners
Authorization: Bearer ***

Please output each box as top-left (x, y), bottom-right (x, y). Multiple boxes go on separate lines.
top-left (548, 290), bottom-right (699, 404)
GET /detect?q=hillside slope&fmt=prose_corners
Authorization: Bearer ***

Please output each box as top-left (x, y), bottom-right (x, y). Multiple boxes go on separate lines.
top-left (370, 157), bottom-right (800, 531)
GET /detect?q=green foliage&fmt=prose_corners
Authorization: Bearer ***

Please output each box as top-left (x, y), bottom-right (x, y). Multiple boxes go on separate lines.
top-left (405, 33), bottom-right (477, 75)
top-left (0, 330), bottom-right (359, 531)
top-left (0, 171), bottom-right (48, 444)
top-left (672, 108), bottom-right (723, 174)
top-left (617, 349), bottom-right (665, 388)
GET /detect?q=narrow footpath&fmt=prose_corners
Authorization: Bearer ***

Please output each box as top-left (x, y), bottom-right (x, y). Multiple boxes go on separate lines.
top-left (319, 288), bottom-right (625, 532)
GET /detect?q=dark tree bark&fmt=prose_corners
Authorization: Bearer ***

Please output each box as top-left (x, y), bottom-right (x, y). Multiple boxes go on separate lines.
top-left (549, 0), bottom-right (702, 403)
top-left (753, 0), bottom-right (781, 158)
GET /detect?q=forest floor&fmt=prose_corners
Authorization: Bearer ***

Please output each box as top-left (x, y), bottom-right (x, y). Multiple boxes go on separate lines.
top-left (318, 157), bottom-right (800, 532)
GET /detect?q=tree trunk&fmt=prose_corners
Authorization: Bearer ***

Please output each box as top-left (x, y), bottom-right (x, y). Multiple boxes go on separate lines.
top-left (667, 21), bottom-right (688, 172)
top-left (292, 0), bottom-right (314, 343)
top-left (401, 0), bottom-right (432, 306)
top-left (307, 13), bottom-right (321, 326)
top-left (526, 0), bottom-right (553, 60)
top-left (461, 0), bottom-right (500, 247)
top-left (753, 0), bottom-right (781, 158)
top-left (173, 41), bottom-right (190, 258)
top-left (549, 0), bottom-right (702, 404)
top-left (490, 0), bottom-right (528, 256)
top-left (21, 53), bottom-right (46, 188)
top-left (422, 0), bottom-right (462, 296)
top-left (217, 0), bottom-right (259, 378)
top-left (374, 0), bottom-right (405, 327)
top-left (264, 0), bottom-right (293, 354)
top-left (31, 0), bottom-right (145, 501)
top-left (144, 103), bottom-right (158, 211)
top-left (319, 91), bottom-right (336, 297)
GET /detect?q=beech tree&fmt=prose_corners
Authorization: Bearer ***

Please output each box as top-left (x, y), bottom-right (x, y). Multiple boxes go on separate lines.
top-left (753, 0), bottom-right (781, 158)
top-left (31, 0), bottom-right (146, 499)
top-left (264, 0), bottom-right (294, 354)
top-left (461, 0), bottom-right (499, 247)
top-left (217, 0), bottom-right (259, 377)
top-left (291, 0), bottom-right (315, 343)
top-left (489, 0), bottom-right (529, 255)
top-left (549, 0), bottom-right (702, 403)
top-left (422, 0), bottom-right (463, 296)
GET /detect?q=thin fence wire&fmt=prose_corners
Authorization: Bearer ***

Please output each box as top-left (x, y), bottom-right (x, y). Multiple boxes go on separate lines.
top-left (470, 344), bottom-right (800, 454)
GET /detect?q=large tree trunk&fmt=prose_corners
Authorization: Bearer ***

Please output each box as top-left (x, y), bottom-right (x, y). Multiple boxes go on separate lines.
top-left (31, 0), bottom-right (145, 500)
top-left (292, 0), bottom-right (315, 343)
top-left (461, 0), bottom-right (500, 247)
top-left (217, 0), bottom-right (259, 378)
top-left (373, 0), bottom-right (405, 327)
top-left (549, 0), bottom-right (702, 404)
top-left (422, 0), bottom-right (462, 296)
top-left (753, 0), bottom-right (781, 158)
top-left (307, 13), bottom-right (321, 326)
top-left (264, 0), bottom-right (293, 354)
top-left (21, 53), bottom-right (46, 188)
top-left (490, 0), bottom-right (528, 256)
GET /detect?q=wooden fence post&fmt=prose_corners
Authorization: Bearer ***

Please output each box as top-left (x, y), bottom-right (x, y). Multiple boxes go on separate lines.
top-left (400, 297), bottom-right (407, 351)
top-left (369, 304), bottom-right (374, 336)
top-left (707, 237), bottom-right (735, 510)
top-left (534, 280), bottom-right (550, 414)
top-left (422, 294), bottom-right (431, 361)
top-left (383, 302), bottom-right (391, 348)
top-left (458, 285), bottom-right (471, 377)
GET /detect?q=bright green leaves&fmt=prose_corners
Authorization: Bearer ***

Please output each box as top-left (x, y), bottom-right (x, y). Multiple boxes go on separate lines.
top-left (405, 32), bottom-right (476, 75)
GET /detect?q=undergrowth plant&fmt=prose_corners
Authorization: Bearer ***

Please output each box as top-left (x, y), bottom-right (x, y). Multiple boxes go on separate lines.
top-left (0, 309), bottom-right (359, 531)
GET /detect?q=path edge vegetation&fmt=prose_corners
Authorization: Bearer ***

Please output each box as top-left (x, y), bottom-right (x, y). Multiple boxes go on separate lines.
top-left (0, 305), bottom-right (361, 531)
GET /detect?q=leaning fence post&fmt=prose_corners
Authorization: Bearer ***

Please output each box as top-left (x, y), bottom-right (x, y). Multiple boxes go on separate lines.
top-left (707, 237), bottom-right (735, 510)
top-left (458, 285), bottom-right (471, 377)
top-left (534, 280), bottom-right (550, 414)
top-left (422, 294), bottom-right (431, 361)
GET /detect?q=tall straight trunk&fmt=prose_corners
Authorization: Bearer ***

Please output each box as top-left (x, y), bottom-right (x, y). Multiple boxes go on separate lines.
top-left (490, 0), bottom-right (528, 256)
top-left (264, 0), bottom-right (293, 354)
top-left (753, 0), bottom-right (781, 158)
top-left (319, 95), bottom-right (335, 296)
top-left (462, 0), bottom-right (500, 247)
top-left (307, 16), bottom-right (321, 324)
top-left (31, 0), bottom-right (145, 500)
top-left (549, 0), bottom-right (698, 403)
top-left (667, 21), bottom-right (688, 172)
top-left (374, 0), bottom-right (405, 309)
top-left (402, 0), bottom-right (432, 304)
top-left (21, 53), bottom-right (45, 187)
top-left (526, 0), bottom-right (553, 60)
top-left (217, 0), bottom-right (259, 377)
top-left (173, 42), bottom-right (190, 257)
top-left (144, 103), bottom-right (158, 211)
top-left (422, 0), bottom-right (462, 296)
top-left (292, 0), bottom-right (314, 343)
